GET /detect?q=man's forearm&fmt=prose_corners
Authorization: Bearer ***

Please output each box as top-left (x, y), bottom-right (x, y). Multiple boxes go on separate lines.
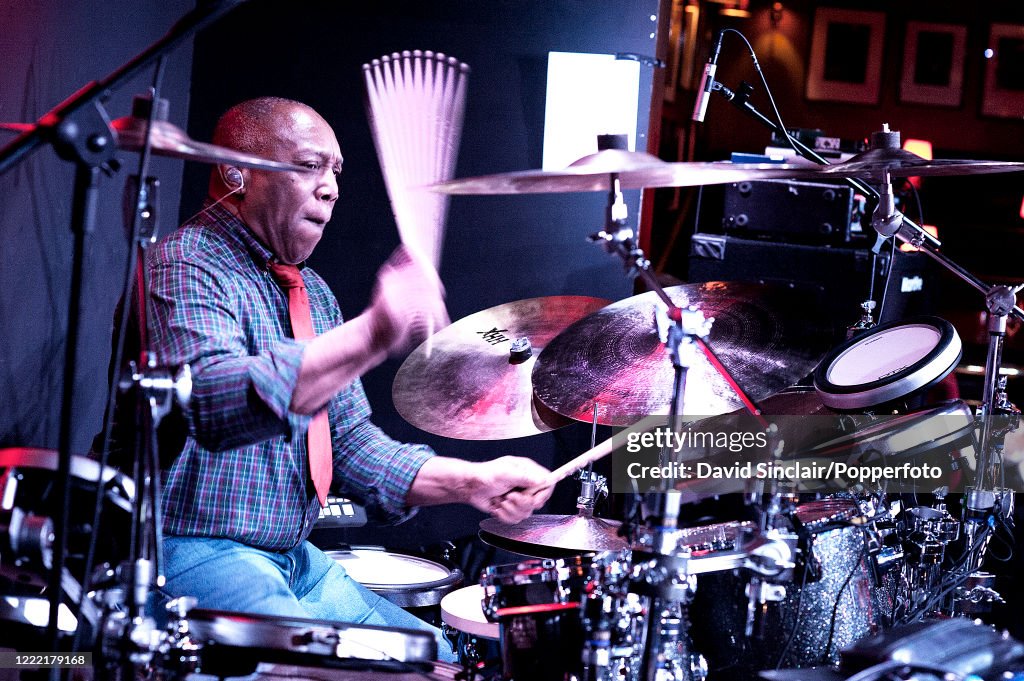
top-left (290, 311), bottom-right (387, 414)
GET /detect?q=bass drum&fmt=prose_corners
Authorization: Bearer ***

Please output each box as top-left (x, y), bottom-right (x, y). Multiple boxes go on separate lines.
top-left (689, 497), bottom-right (897, 680)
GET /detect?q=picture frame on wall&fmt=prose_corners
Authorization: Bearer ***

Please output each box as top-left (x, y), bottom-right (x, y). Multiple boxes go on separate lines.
top-left (663, 0), bottom-right (700, 102)
top-left (900, 21), bottom-right (967, 107)
top-left (981, 23), bottom-right (1024, 119)
top-left (806, 8), bottom-right (886, 105)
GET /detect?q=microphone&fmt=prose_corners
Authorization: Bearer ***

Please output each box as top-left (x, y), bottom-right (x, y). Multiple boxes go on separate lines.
top-left (692, 30), bottom-right (725, 123)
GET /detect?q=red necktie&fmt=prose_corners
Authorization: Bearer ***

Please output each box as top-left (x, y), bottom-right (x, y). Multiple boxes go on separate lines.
top-left (268, 262), bottom-right (332, 507)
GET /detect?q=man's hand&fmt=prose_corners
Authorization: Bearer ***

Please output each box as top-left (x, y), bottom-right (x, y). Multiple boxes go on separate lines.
top-left (368, 246), bottom-right (449, 356)
top-left (407, 455), bottom-right (554, 525)
top-left (467, 455), bottom-right (554, 525)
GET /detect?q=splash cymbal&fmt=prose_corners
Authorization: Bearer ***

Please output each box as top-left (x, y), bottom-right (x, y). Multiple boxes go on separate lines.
top-left (392, 296), bottom-right (610, 440)
top-left (532, 282), bottom-right (834, 426)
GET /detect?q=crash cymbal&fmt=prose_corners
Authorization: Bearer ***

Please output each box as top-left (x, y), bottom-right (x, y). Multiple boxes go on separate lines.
top-left (532, 282), bottom-right (834, 426)
top-left (2, 117), bottom-right (309, 172)
top-left (111, 116), bottom-right (309, 172)
top-left (430, 148), bottom-right (824, 194)
top-left (479, 514), bottom-right (627, 557)
top-left (817, 146), bottom-right (1024, 178)
top-left (392, 296), bottom-right (610, 440)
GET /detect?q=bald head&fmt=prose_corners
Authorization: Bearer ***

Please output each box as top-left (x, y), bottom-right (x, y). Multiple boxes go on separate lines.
top-left (212, 97), bottom-right (325, 157)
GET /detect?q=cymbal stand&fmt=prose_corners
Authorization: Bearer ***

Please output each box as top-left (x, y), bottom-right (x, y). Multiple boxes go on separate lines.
top-left (93, 91), bottom-right (196, 681)
top-left (713, 81), bottom-right (1022, 574)
top-left (865, 127), bottom-right (1021, 587)
top-left (577, 405), bottom-right (608, 518)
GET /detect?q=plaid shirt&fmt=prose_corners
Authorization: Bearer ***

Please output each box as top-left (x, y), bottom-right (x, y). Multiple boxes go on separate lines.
top-left (150, 203), bottom-right (434, 550)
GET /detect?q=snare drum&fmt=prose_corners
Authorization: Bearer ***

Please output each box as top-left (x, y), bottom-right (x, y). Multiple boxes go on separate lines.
top-left (325, 546), bottom-right (463, 609)
top-left (814, 317), bottom-right (962, 410)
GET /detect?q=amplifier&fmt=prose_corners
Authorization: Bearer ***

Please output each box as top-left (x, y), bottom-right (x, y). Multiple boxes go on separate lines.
top-left (688, 234), bottom-right (931, 342)
top-left (721, 179), bottom-right (860, 244)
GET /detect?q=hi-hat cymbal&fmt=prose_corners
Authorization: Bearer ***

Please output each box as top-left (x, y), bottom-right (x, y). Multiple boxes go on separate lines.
top-left (479, 514), bottom-right (627, 557)
top-left (817, 146), bottom-right (1024, 178)
top-left (532, 282), bottom-right (834, 426)
top-left (430, 149), bottom-right (824, 194)
top-left (392, 296), bottom-right (610, 440)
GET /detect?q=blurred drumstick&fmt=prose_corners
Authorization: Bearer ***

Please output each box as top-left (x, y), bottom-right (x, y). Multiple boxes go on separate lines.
top-left (363, 51), bottom-right (469, 356)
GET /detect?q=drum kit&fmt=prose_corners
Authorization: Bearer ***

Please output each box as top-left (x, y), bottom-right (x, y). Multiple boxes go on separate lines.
top-left (4, 42), bottom-right (1024, 681)
top-left (384, 127), bottom-right (1024, 681)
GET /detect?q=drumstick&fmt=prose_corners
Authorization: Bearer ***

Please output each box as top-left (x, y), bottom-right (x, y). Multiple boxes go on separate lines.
top-left (525, 434), bottom-right (617, 495)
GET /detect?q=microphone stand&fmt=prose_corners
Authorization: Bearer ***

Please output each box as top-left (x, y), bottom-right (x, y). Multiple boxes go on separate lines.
top-left (711, 81), bottom-right (1021, 602)
top-left (0, 0), bottom-right (245, 668)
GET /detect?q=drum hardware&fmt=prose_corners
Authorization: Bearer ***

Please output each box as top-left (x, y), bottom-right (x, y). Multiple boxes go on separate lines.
top-left (155, 603), bottom-right (438, 679)
top-left (952, 571), bottom-right (1004, 616)
top-left (847, 301), bottom-right (878, 340)
top-left (1, 498), bottom-right (55, 572)
top-left (712, 62), bottom-right (1022, 584)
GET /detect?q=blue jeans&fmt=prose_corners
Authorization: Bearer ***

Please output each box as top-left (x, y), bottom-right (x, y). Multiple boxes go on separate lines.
top-left (160, 536), bottom-right (455, 662)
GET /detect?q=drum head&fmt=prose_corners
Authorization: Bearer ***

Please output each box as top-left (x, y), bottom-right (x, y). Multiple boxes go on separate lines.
top-left (325, 546), bottom-right (462, 608)
top-left (440, 585), bottom-right (499, 640)
top-left (814, 316), bottom-right (962, 410)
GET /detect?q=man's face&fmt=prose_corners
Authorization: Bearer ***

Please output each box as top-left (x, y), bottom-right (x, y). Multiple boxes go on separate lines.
top-left (239, 104), bottom-right (343, 264)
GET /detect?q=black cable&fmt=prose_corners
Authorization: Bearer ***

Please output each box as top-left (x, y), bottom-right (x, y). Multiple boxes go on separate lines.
top-left (774, 541), bottom-right (812, 669)
top-left (901, 524), bottom-right (992, 622)
top-left (904, 179), bottom-right (926, 227)
top-left (720, 29), bottom-right (797, 154)
top-left (876, 237), bottom-right (897, 322)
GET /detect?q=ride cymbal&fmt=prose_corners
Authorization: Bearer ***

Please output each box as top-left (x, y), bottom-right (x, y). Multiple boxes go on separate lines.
top-left (532, 282), bottom-right (834, 426)
top-left (817, 146), bottom-right (1024, 178)
top-left (430, 149), bottom-right (824, 194)
top-left (392, 296), bottom-right (610, 440)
